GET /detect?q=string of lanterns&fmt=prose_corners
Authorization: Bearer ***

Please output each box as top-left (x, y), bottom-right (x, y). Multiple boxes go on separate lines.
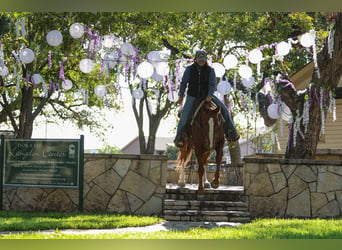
top-left (0, 20), bottom-right (337, 147)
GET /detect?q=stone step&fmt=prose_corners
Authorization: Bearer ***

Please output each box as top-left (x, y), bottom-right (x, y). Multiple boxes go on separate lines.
top-left (165, 184), bottom-right (247, 201)
top-left (164, 199), bottom-right (249, 211)
top-left (164, 209), bottom-right (251, 222)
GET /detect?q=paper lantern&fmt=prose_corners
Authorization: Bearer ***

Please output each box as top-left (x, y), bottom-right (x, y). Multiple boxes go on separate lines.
top-left (223, 54), bottom-right (238, 69)
top-left (217, 80), bottom-right (231, 95)
top-left (152, 71), bottom-right (164, 82)
top-left (102, 35), bottom-right (115, 48)
top-left (168, 91), bottom-right (178, 102)
top-left (0, 65), bottom-right (9, 76)
top-left (69, 23), bottom-right (84, 39)
top-left (276, 41), bottom-right (291, 56)
top-left (62, 79), bottom-right (73, 90)
top-left (242, 76), bottom-right (255, 89)
top-left (137, 61), bottom-right (154, 79)
top-left (103, 51), bottom-right (118, 68)
top-left (94, 85), bottom-right (107, 97)
top-left (120, 42), bottom-right (135, 56)
top-left (300, 32), bottom-right (315, 48)
top-left (155, 62), bottom-right (170, 76)
top-left (211, 62), bottom-right (225, 78)
top-left (19, 48), bottom-right (35, 64)
top-left (79, 58), bottom-right (94, 73)
top-left (248, 49), bottom-right (263, 64)
top-left (132, 88), bottom-right (144, 99)
top-left (267, 103), bottom-right (280, 119)
top-left (31, 74), bottom-right (43, 84)
top-left (147, 51), bottom-right (162, 63)
top-left (46, 30), bottom-right (63, 46)
top-left (238, 65), bottom-right (253, 79)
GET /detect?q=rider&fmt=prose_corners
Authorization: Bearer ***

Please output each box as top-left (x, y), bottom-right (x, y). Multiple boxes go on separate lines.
top-left (174, 50), bottom-right (240, 148)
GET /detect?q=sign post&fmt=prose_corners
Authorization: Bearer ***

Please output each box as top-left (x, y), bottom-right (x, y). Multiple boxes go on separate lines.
top-left (1, 136), bottom-right (84, 211)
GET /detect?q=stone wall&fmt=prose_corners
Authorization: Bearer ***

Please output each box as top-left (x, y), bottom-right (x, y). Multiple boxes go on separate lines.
top-left (2, 154), bottom-right (167, 215)
top-left (244, 155), bottom-right (342, 218)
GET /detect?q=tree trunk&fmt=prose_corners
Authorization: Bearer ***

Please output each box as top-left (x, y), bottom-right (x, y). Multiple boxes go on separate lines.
top-left (18, 86), bottom-right (34, 138)
top-left (283, 12), bottom-right (342, 159)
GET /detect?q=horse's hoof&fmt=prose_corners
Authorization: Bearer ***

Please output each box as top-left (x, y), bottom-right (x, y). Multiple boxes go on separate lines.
top-left (211, 182), bottom-right (219, 189)
top-left (178, 182), bottom-right (186, 188)
top-left (204, 182), bottom-right (211, 188)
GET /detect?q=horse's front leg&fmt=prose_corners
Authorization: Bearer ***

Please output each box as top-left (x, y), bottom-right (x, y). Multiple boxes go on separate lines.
top-left (211, 145), bottom-right (223, 189)
top-left (177, 161), bottom-right (186, 187)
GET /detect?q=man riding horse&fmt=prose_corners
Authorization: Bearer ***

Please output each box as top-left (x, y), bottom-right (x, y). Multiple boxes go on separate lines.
top-left (174, 50), bottom-right (240, 148)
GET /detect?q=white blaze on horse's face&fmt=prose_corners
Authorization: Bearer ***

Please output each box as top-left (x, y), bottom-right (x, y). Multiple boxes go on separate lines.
top-left (208, 117), bottom-right (214, 149)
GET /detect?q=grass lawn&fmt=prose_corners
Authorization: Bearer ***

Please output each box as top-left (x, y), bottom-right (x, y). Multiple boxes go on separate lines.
top-left (0, 211), bottom-right (341, 239)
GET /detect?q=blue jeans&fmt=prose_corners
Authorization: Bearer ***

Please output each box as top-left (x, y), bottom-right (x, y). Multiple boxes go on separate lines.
top-left (175, 96), bottom-right (238, 141)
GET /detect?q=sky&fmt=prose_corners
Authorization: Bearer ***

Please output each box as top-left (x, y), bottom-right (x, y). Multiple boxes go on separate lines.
top-left (31, 87), bottom-right (177, 150)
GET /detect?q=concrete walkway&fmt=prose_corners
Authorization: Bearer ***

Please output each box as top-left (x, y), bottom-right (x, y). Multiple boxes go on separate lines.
top-left (0, 221), bottom-right (242, 236)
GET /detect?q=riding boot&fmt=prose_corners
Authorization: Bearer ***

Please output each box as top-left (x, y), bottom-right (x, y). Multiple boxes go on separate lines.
top-left (224, 122), bottom-right (240, 142)
top-left (173, 133), bottom-right (184, 148)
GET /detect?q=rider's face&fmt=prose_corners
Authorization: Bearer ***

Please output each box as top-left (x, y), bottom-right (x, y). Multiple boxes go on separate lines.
top-left (196, 60), bottom-right (206, 66)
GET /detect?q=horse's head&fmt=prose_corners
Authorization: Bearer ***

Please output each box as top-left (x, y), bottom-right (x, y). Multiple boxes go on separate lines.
top-left (200, 101), bottom-right (221, 122)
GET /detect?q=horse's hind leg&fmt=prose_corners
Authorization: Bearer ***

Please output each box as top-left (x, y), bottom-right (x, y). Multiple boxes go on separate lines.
top-left (204, 168), bottom-right (211, 188)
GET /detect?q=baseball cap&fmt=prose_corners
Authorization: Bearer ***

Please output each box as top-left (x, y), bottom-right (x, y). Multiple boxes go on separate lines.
top-left (195, 50), bottom-right (207, 61)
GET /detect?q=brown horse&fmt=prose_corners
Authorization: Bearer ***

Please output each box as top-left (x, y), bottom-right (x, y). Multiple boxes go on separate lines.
top-left (176, 99), bottom-right (225, 198)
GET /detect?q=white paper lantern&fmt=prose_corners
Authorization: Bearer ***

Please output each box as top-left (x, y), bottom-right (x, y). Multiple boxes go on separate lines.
top-left (46, 30), bottom-right (63, 46)
top-left (168, 91), bottom-right (178, 102)
top-left (79, 58), bottom-right (94, 73)
top-left (137, 61), bottom-right (154, 79)
top-left (94, 85), bottom-right (107, 97)
top-left (0, 65), bottom-right (9, 76)
top-left (217, 80), bottom-right (231, 95)
top-left (238, 65), bottom-right (253, 79)
top-left (69, 23), bottom-right (84, 39)
top-left (102, 35), bottom-right (115, 48)
top-left (155, 62), bottom-right (170, 76)
top-left (147, 51), bottom-right (162, 63)
top-left (120, 42), bottom-right (135, 56)
top-left (223, 54), bottom-right (238, 69)
top-left (300, 32), bottom-right (315, 48)
top-left (152, 71), bottom-right (164, 82)
top-left (103, 51), bottom-right (118, 68)
top-left (267, 103), bottom-right (280, 119)
top-left (242, 76), bottom-right (255, 89)
top-left (211, 62), bottom-right (225, 78)
top-left (31, 74), bottom-right (43, 84)
top-left (62, 79), bottom-right (73, 90)
top-left (276, 41), bottom-right (291, 56)
top-left (132, 88), bottom-right (144, 99)
top-left (19, 48), bottom-right (35, 64)
top-left (248, 49), bottom-right (263, 64)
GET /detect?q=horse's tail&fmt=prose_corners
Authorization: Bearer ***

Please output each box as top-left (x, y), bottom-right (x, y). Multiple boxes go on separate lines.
top-left (175, 141), bottom-right (193, 173)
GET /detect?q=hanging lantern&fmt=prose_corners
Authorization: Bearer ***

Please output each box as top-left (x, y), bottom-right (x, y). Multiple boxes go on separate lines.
top-left (152, 71), bottom-right (164, 82)
top-left (79, 58), bottom-right (94, 73)
top-left (155, 62), bottom-right (170, 76)
top-left (94, 85), bottom-right (107, 97)
top-left (217, 80), bottom-right (231, 95)
top-left (223, 54), bottom-right (238, 69)
top-left (238, 65), bottom-right (253, 79)
top-left (69, 23), bottom-right (84, 39)
top-left (19, 48), bottom-right (35, 64)
top-left (248, 49), bottom-right (263, 64)
top-left (147, 51), bottom-right (162, 63)
top-left (242, 76), bottom-right (255, 89)
top-left (103, 51), bottom-right (118, 68)
top-left (132, 88), bottom-right (144, 99)
top-left (0, 65), bottom-right (9, 76)
top-left (120, 42), bottom-right (135, 57)
top-left (211, 62), bottom-right (225, 78)
top-left (137, 61), bottom-right (154, 79)
top-left (300, 32), bottom-right (315, 48)
top-left (276, 41), bottom-right (291, 56)
top-left (267, 103), bottom-right (280, 119)
top-left (31, 73), bottom-right (43, 84)
top-left (102, 34), bottom-right (115, 48)
top-left (62, 79), bottom-right (73, 90)
top-left (46, 30), bottom-right (63, 46)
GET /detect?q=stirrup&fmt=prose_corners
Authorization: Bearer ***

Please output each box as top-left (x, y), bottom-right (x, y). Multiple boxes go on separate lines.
top-left (227, 134), bottom-right (240, 143)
